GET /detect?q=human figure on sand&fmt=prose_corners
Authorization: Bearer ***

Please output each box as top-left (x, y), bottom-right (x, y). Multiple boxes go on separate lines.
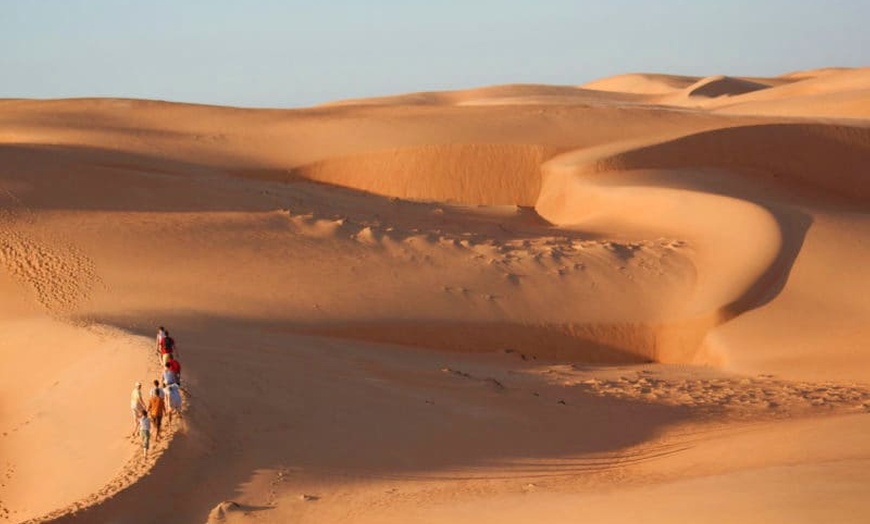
top-left (138, 409), bottom-right (151, 458)
top-left (166, 353), bottom-right (182, 386)
top-left (148, 380), bottom-right (166, 440)
top-left (163, 361), bottom-right (178, 387)
top-left (156, 326), bottom-right (166, 353)
top-left (165, 382), bottom-right (183, 426)
top-left (149, 378), bottom-right (164, 400)
top-left (133, 327), bottom-right (187, 457)
top-left (130, 382), bottom-right (145, 437)
top-left (157, 328), bottom-right (176, 365)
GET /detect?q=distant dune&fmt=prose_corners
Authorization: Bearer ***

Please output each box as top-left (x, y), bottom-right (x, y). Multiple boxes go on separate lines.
top-left (581, 72), bottom-right (701, 94)
top-left (681, 75), bottom-right (771, 98)
top-left (1, 67), bottom-right (869, 523)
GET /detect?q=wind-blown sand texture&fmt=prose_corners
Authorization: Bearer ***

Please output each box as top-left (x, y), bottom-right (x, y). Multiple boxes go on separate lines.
top-left (1, 67), bottom-right (869, 523)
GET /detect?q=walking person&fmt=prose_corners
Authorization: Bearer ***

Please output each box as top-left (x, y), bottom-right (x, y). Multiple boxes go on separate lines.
top-left (148, 384), bottom-right (166, 440)
top-left (138, 409), bottom-right (151, 458)
top-left (159, 330), bottom-right (176, 365)
top-left (149, 379), bottom-right (164, 399)
top-left (156, 326), bottom-right (167, 361)
top-left (166, 354), bottom-right (182, 386)
top-left (163, 361), bottom-right (178, 387)
top-left (130, 382), bottom-right (145, 436)
top-left (165, 382), bottom-right (183, 426)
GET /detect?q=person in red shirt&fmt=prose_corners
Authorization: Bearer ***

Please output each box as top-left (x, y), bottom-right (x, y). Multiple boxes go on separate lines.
top-left (159, 330), bottom-right (176, 365)
top-left (156, 326), bottom-right (167, 353)
top-left (166, 354), bottom-right (181, 384)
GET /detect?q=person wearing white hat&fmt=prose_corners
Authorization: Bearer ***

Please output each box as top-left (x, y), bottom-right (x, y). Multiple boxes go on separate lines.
top-left (130, 382), bottom-right (145, 436)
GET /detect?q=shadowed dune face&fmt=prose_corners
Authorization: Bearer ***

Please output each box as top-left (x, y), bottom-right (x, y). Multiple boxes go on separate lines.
top-left (296, 144), bottom-right (556, 206)
top-left (682, 76), bottom-right (771, 98)
top-left (588, 124), bottom-right (870, 202)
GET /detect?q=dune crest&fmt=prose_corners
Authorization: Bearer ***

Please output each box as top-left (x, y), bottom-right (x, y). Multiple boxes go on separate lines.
top-left (580, 73), bottom-right (701, 95)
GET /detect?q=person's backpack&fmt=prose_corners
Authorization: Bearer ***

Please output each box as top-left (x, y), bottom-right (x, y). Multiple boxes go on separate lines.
top-left (164, 337), bottom-right (175, 352)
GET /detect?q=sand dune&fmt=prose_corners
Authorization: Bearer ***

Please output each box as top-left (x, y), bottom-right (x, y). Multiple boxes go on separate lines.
top-left (582, 68), bottom-right (870, 119)
top-left (681, 75), bottom-right (771, 98)
top-left (713, 68), bottom-right (870, 119)
top-left (1, 67), bottom-right (869, 523)
top-left (320, 83), bottom-right (645, 107)
top-left (581, 73), bottom-right (702, 95)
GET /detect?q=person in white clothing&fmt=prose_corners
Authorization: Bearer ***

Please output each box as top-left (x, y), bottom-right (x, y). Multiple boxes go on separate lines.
top-left (165, 382), bottom-right (183, 425)
top-left (130, 382), bottom-right (145, 436)
top-left (138, 410), bottom-right (151, 458)
top-left (149, 378), bottom-right (164, 400)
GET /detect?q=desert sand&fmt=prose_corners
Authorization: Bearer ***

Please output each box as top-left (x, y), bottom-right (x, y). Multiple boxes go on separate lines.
top-left (0, 66), bottom-right (869, 523)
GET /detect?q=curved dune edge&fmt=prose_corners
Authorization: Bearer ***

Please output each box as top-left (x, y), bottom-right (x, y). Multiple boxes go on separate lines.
top-left (241, 123), bottom-right (870, 366)
top-left (0, 169), bottom-right (185, 522)
top-left (20, 350), bottom-right (184, 524)
top-left (20, 416), bottom-right (183, 524)
top-left (534, 122), bottom-right (870, 364)
top-left (0, 319), bottom-right (177, 524)
top-left (290, 122), bottom-right (868, 365)
top-left (587, 123), bottom-right (870, 201)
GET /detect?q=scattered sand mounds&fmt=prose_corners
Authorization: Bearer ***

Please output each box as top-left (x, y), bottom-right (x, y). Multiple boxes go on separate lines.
top-left (539, 365), bottom-right (870, 420)
top-left (0, 187), bottom-right (99, 315)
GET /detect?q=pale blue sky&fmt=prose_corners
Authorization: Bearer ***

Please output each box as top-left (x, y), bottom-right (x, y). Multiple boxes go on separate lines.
top-left (1, 1), bottom-right (867, 108)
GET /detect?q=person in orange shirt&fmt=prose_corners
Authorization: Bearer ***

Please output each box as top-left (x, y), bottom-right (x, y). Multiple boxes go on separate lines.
top-left (148, 382), bottom-right (166, 440)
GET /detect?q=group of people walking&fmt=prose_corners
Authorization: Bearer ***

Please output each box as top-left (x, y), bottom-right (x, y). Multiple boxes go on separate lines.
top-left (130, 326), bottom-right (185, 457)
